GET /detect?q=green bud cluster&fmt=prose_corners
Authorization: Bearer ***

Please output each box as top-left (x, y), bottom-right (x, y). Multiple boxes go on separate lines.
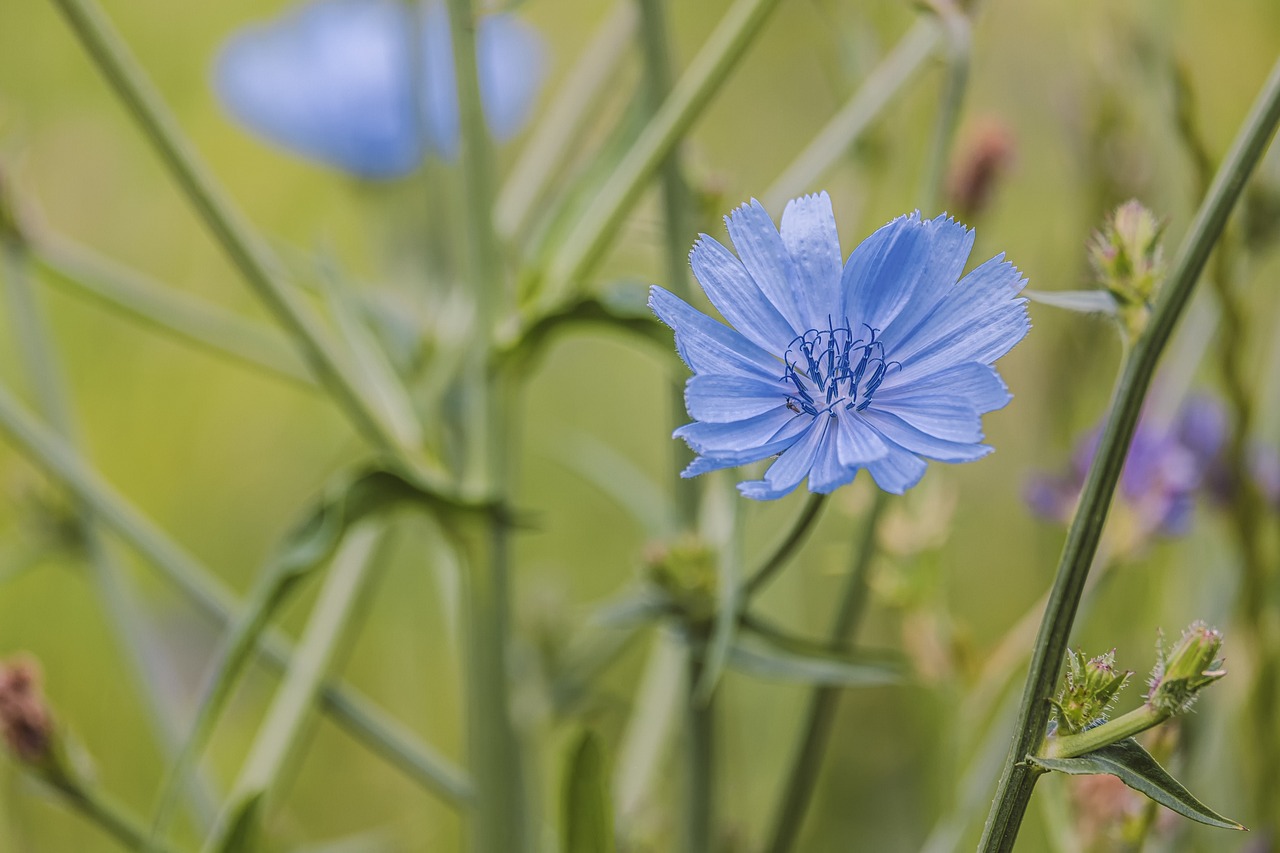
top-left (643, 536), bottom-right (717, 626)
top-left (1088, 200), bottom-right (1165, 338)
top-left (1146, 621), bottom-right (1227, 716)
top-left (1051, 648), bottom-right (1133, 735)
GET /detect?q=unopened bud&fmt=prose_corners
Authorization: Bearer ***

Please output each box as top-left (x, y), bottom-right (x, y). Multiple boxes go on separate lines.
top-left (1147, 621), bottom-right (1225, 715)
top-left (642, 535), bottom-right (716, 625)
top-left (0, 656), bottom-right (54, 766)
top-left (946, 118), bottom-right (1017, 220)
top-left (1088, 200), bottom-right (1165, 337)
top-left (1053, 647), bottom-right (1133, 734)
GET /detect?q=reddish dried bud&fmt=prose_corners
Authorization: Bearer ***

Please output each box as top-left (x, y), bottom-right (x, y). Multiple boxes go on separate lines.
top-left (946, 119), bottom-right (1017, 219)
top-left (0, 656), bottom-right (54, 764)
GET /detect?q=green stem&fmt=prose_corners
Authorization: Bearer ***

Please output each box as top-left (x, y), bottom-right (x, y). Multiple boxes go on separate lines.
top-left (31, 235), bottom-right (311, 386)
top-left (51, 776), bottom-right (183, 853)
top-left (204, 523), bottom-right (390, 852)
top-left (763, 491), bottom-right (888, 853)
top-left (636, 0), bottom-right (699, 524)
top-left (0, 384), bottom-right (471, 805)
top-left (978, 54), bottom-right (1280, 853)
top-left (1, 239), bottom-right (217, 826)
top-left (445, 3), bottom-right (526, 852)
top-left (537, 0), bottom-right (785, 312)
top-left (763, 17), bottom-right (940, 210)
top-left (46, 0), bottom-right (445, 488)
top-left (685, 651), bottom-right (714, 853)
top-left (744, 493), bottom-right (829, 597)
top-left (1039, 705), bottom-right (1166, 761)
top-left (917, 2), bottom-right (971, 213)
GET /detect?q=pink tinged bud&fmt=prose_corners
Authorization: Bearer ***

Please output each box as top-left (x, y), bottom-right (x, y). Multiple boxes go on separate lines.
top-left (0, 657), bottom-right (54, 765)
top-left (1147, 621), bottom-right (1226, 715)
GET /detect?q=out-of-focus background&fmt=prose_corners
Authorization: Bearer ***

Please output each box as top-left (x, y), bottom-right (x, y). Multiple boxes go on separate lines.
top-left (1, 0), bottom-right (1278, 850)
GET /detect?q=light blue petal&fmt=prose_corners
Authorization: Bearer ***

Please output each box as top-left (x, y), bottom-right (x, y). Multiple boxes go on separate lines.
top-left (875, 362), bottom-right (1011, 417)
top-left (808, 413), bottom-right (864, 493)
top-left (649, 287), bottom-right (780, 379)
top-left (861, 411), bottom-right (992, 463)
top-left (869, 393), bottom-right (983, 443)
top-left (690, 236), bottom-right (797, 353)
top-left (685, 374), bottom-right (790, 424)
top-left (675, 409), bottom-right (805, 455)
top-left (835, 409), bottom-right (889, 468)
top-left (724, 200), bottom-right (808, 334)
top-left (842, 212), bottom-right (925, 332)
top-left (738, 417), bottom-right (829, 500)
top-left (889, 256), bottom-right (1029, 382)
top-left (215, 0), bottom-right (421, 178)
top-left (864, 441), bottom-right (929, 494)
top-left (418, 1), bottom-right (459, 157)
top-left (878, 215), bottom-right (976, 346)
top-left (477, 13), bottom-right (546, 140)
top-left (681, 414), bottom-right (810, 477)
top-left (780, 192), bottom-right (843, 329)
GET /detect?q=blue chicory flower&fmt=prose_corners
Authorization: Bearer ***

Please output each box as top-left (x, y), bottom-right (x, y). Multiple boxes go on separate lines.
top-left (650, 193), bottom-right (1030, 500)
top-left (214, 0), bottom-right (545, 178)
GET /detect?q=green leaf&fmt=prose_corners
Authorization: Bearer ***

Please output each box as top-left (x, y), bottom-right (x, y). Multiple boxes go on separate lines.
top-left (1025, 289), bottom-right (1119, 315)
top-left (562, 730), bottom-right (614, 853)
top-left (214, 791), bottom-right (265, 853)
top-left (725, 632), bottom-right (903, 687)
top-left (588, 587), bottom-right (674, 629)
top-left (1026, 737), bottom-right (1245, 831)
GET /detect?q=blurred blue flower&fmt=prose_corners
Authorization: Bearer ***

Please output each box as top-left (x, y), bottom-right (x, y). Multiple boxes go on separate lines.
top-left (1026, 397), bottom-right (1228, 541)
top-left (214, 0), bottom-right (545, 178)
top-left (650, 193), bottom-right (1030, 500)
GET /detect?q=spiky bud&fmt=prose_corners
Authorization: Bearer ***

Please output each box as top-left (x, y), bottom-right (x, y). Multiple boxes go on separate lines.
top-left (1147, 621), bottom-right (1226, 715)
top-left (1052, 648), bottom-right (1133, 734)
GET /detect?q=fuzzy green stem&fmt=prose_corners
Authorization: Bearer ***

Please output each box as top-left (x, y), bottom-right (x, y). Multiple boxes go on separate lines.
top-left (744, 493), bottom-right (828, 597)
top-left (537, 0), bottom-right (784, 312)
top-left (978, 55), bottom-right (1280, 853)
top-left (0, 384), bottom-right (471, 804)
top-left (204, 523), bottom-right (390, 852)
top-left (764, 491), bottom-right (887, 853)
top-left (46, 0), bottom-right (444, 488)
top-left (1038, 704), bottom-right (1167, 761)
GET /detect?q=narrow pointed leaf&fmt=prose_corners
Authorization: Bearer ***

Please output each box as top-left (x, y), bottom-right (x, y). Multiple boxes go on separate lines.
top-left (562, 730), bottom-right (614, 853)
top-left (1024, 289), bottom-right (1119, 315)
top-left (1027, 738), bottom-right (1245, 830)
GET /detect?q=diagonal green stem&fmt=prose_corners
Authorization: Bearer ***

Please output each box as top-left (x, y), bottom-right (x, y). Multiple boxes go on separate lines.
top-left (42, 772), bottom-right (183, 853)
top-left (917, 1), bottom-right (971, 213)
top-left (203, 523), bottom-right (390, 852)
top-left (764, 491), bottom-right (887, 853)
top-left (536, 0), bottom-right (785, 312)
top-left (1, 238), bottom-right (218, 826)
top-left (46, 0), bottom-right (443, 488)
top-left (0, 384), bottom-right (472, 805)
top-left (744, 493), bottom-right (828, 597)
top-left (978, 54), bottom-right (1280, 853)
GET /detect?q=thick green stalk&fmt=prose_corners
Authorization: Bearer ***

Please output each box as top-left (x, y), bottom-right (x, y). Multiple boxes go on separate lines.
top-left (445, 2), bottom-right (526, 852)
top-left (46, 0), bottom-right (443, 488)
top-left (636, 0), bottom-right (699, 525)
top-left (32, 235), bottom-right (310, 386)
top-left (204, 524), bottom-right (389, 852)
top-left (0, 385), bottom-right (471, 804)
top-left (538, 0), bottom-right (784, 311)
top-left (1, 239), bottom-right (216, 826)
top-left (764, 491), bottom-right (887, 853)
top-left (685, 652), bottom-right (714, 853)
top-left (744, 493), bottom-right (828, 597)
top-left (978, 55), bottom-right (1280, 852)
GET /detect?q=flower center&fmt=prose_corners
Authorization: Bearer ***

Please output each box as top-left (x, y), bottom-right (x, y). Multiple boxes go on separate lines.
top-left (782, 319), bottom-right (900, 417)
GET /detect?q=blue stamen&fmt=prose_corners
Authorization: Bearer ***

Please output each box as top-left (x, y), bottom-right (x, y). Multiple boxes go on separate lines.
top-left (783, 322), bottom-right (901, 416)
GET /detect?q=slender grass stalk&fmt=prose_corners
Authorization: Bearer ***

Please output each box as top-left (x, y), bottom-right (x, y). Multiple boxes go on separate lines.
top-left (445, 3), bottom-right (526, 852)
top-left (44, 774), bottom-right (182, 853)
top-left (495, 1), bottom-right (638, 241)
top-left (31, 235), bottom-right (311, 386)
top-left (744, 493), bottom-right (828, 597)
top-left (763, 491), bottom-right (888, 853)
top-left (537, 0), bottom-right (785, 312)
top-left (0, 385), bottom-right (471, 804)
top-left (636, 0), bottom-right (700, 528)
top-left (979, 55), bottom-right (1280, 852)
top-left (46, 0), bottom-right (445, 488)
top-left (685, 652), bottom-right (714, 853)
top-left (917, 1), bottom-right (971, 213)
top-left (763, 18), bottom-right (941, 210)
top-left (1, 239), bottom-right (218, 827)
top-left (204, 523), bottom-right (389, 852)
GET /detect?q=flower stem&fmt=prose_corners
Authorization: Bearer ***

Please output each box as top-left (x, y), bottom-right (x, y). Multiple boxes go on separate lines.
top-left (744, 493), bottom-right (829, 597)
top-left (764, 490), bottom-right (888, 853)
top-left (1038, 705), bottom-right (1166, 761)
top-left (538, 0), bottom-right (785, 313)
top-left (685, 651), bottom-right (715, 853)
top-left (978, 54), bottom-right (1280, 853)
top-left (50, 775), bottom-right (182, 853)
top-left (45, 0), bottom-right (445, 489)
top-left (917, 1), bottom-right (971, 213)
top-left (0, 383), bottom-right (471, 804)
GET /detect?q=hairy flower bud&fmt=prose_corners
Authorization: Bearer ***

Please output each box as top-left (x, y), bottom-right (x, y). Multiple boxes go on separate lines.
top-left (1147, 621), bottom-right (1226, 715)
top-left (1052, 648), bottom-right (1133, 735)
top-left (1088, 200), bottom-right (1165, 338)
